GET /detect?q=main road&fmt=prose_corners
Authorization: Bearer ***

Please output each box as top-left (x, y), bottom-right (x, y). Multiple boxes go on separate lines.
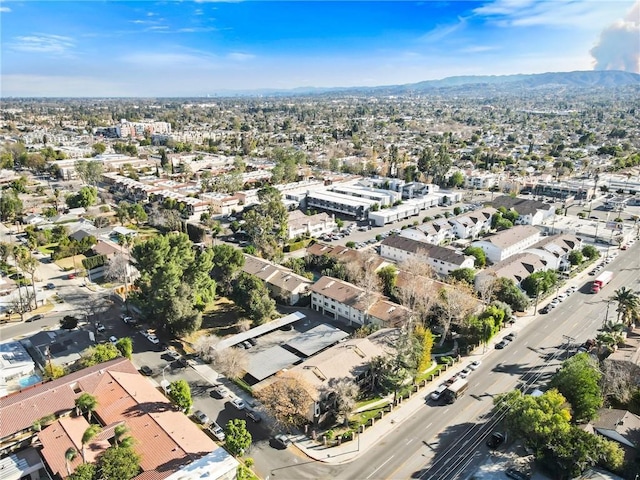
top-left (248, 243), bottom-right (640, 480)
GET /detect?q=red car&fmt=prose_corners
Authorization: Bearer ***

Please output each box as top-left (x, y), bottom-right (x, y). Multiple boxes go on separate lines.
top-left (67, 273), bottom-right (76, 279)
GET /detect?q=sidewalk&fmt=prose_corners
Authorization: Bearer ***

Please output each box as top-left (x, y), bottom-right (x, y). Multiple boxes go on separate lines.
top-left (290, 261), bottom-right (598, 465)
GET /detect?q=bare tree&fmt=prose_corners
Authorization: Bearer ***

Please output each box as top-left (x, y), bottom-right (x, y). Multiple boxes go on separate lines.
top-left (601, 360), bottom-right (640, 403)
top-left (319, 377), bottom-right (359, 425)
top-left (105, 253), bottom-right (131, 301)
top-left (396, 272), bottom-right (436, 325)
top-left (212, 347), bottom-right (248, 379)
top-left (15, 247), bottom-right (39, 309)
top-left (436, 283), bottom-right (477, 346)
top-left (237, 319), bottom-right (251, 332)
top-left (193, 334), bottom-right (220, 362)
top-left (346, 251), bottom-right (382, 322)
top-left (255, 373), bottom-right (314, 429)
top-left (475, 273), bottom-right (497, 304)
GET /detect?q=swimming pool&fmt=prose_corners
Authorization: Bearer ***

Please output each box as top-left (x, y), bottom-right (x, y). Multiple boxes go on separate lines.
top-left (19, 374), bottom-right (42, 388)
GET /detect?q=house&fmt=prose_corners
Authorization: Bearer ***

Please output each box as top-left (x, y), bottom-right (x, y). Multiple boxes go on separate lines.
top-left (400, 218), bottom-right (455, 245)
top-left (287, 210), bottom-right (337, 240)
top-left (471, 225), bottom-right (541, 263)
top-left (242, 255), bottom-right (313, 305)
top-left (306, 243), bottom-right (389, 272)
top-left (474, 253), bottom-right (549, 289)
top-left (604, 327), bottom-right (640, 369)
top-left (199, 192), bottom-right (240, 216)
top-left (380, 236), bottom-right (475, 275)
top-left (524, 233), bottom-right (583, 270)
top-left (0, 358), bottom-right (236, 480)
top-left (583, 409), bottom-right (640, 467)
top-left (490, 195), bottom-right (555, 226)
top-left (310, 276), bottom-right (411, 327)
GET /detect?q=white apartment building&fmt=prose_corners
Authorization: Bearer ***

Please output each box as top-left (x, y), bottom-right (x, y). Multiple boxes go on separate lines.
top-left (471, 225), bottom-right (541, 264)
top-left (380, 236), bottom-right (475, 275)
top-left (287, 210), bottom-right (337, 240)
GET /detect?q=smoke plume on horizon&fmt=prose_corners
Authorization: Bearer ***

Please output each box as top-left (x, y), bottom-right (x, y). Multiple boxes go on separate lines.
top-left (590, 1), bottom-right (640, 73)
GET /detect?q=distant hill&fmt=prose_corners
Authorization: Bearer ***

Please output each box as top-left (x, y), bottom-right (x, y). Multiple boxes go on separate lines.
top-left (223, 70), bottom-right (640, 97)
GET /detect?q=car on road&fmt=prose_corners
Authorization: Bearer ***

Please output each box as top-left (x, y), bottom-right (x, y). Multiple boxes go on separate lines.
top-left (504, 332), bottom-right (517, 341)
top-left (146, 334), bottom-right (160, 344)
top-left (45, 282), bottom-right (56, 290)
top-left (556, 294), bottom-right (567, 302)
top-left (549, 299), bottom-right (560, 307)
top-left (459, 367), bottom-right (472, 379)
top-left (193, 410), bottom-right (210, 425)
top-left (209, 422), bottom-right (225, 441)
top-left (495, 340), bottom-right (509, 349)
top-left (167, 349), bottom-right (181, 360)
top-left (210, 385), bottom-right (229, 399)
top-left (96, 323), bottom-right (106, 333)
top-left (273, 434), bottom-right (291, 449)
top-left (231, 398), bottom-right (246, 410)
top-left (26, 314), bottom-right (44, 322)
top-left (122, 315), bottom-right (135, 324)
top-left (246, 410), bottom-right (262, 423)
top-left (109, 336), bottom-right (118, 344)
top-left (67, 273), bottom-right (76, 279)
top-left (469, 360), bottom-right (482, 370)
top-left (539, 305), bottom-right (551, 314)
top-left (139, 366), bottom-right (153, 376)
top-left (486, 431), bottom-right (505, 449)
top-left (430, 384), bottom-right (447, 401)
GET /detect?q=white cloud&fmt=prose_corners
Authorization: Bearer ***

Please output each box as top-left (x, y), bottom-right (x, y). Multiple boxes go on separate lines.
top-left (419, 17), bottom-right (467, 42)
top-left (0, 6), bottom-right (11, 12)
top-left (459, 45), bottom-right (498, 53)
top-left (473, 0), bottom-right (632, 29)
top-left (9, 34), bottom-right (74, 54)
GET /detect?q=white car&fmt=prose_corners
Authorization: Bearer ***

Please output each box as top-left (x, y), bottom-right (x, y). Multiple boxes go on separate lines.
top-left (146, 334), bottom-right (160, 344)
top-left (231, 398), bottom-right (246, 410)
top-left (109, 336), bottom-right (118, 344)
top-left (469, 360), bottom-right (482, 370)
top-left (459, 367), bottom-right (472, 379)
top-left (209, 422), bottom-right (225, 441)
top-left (430, 384), bottom-right (447, 401)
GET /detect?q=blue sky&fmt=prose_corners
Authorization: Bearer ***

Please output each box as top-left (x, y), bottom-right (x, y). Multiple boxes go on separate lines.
top-left (1, 1), bottom-right (637, 97)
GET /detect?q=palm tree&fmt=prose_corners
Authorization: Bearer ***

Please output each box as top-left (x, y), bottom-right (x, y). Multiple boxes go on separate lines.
top-left (81, 424), bottom-right (101, 463)
top-left (74, 393), bottom-right (97, 422)
top-left (113, 424), bottom-right (129, 446)
top-left (65, 447), bottom-right (78, 475)
top-left (611, 287), bottom-right (640, 326)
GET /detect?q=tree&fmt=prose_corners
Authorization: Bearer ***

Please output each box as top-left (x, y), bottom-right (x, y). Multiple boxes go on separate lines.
top-left (212, 347), bottom-right (249, 379)
top-left (611, 287), bottom-right (639, 325)
top-left (44, 362), bottom-right (66, 379)
top-left (520, 270), bottom-right (558, 297)
top-left (414, 324), bottom-right (434, 372)
top-left (448, 171), bottom-right (464, 188)
top-left (550, 353), bottom-right (602, 422)
top-left (242, 187), bottom-right (288, 260)
top-left (0, 190), bottom-right (23, 221)
top-left (449, 268), bottom-right (476, 285)
top-left (61, 315), bottom-right (79, 330)
top-left (377, 265), bottom-right (398, 297)
top-left (80, 343), bottom-right (120, 367)
top-left (67, 186), bottom-right (98, 208)
top-left (582, 244), bottom-right (600, 260)
top-left (105, 253), bottom-right (132, 303)
top-left (168, 379), bottom-right (192, 412)
top-left (75, 160), bottom-right (104, 186)
top-left (567, 250), bottom-right (583, 266)
top-left (97, 445), bottom-right (140, 480)
top-left (256, 374), bottom-right (314, 429)
top-left (193, 334), bottom-right (220, 362)
top-left (493, 277), bottom-right (529, 312)
top-left (92, 143), bottom-right (107, 156)
top-left (116, 337), bottom-right (133, 360)
top-left (65, 447), bottom-right (79, 476)
top-left (319, 378), bottom-right (359, 425)
top-left (225, 419), bottom-right (252, 456)
top-left (463, 246), bottom-right (486, 268)
top-left (15, 246), bottom-right (39, 309)
top-left (75, 393), bottom-right (98, 422)
top-left (69, 462), bottom-right (95, 480)
top-left (81, 424), bottom-right (101, 462)
top-left (435, 284), bottom-right (476, 345)
top-left (113, 424), bottom-right (130, 446)
top-left (231, 272), bottom-right (276, 324)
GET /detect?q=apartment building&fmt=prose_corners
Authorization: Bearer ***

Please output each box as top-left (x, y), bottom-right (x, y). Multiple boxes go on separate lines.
top-left (287, 210), bottom-right (337, 240)
top-left (242, 255), bottom-right (313, 305)
top-left (471, 225), bottom-right (542, 263)
top-left (380, 236), bottom-right (474, 275)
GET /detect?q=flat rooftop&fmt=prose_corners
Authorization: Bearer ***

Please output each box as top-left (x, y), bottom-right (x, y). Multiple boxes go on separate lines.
top-left (245, 346), bottom-right (301, 382)
top-left (284, 323), bottom-right (350, 357)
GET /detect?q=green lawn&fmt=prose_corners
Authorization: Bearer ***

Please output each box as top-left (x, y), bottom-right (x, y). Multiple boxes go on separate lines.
top-left (351, 404), bottom-right (388, 427)
top-left (355, 396), bottom-right (385, 411)
top-left (38, 243), bottom-right (58, 255)
top-left (416, 363), bottom-right (445, 383)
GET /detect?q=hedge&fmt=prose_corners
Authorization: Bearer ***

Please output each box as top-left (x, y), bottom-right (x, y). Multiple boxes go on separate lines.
top-left (82, 254), bottom-right (108, 270)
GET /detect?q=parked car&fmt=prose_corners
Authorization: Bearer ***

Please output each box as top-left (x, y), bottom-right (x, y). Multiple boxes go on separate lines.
top-left (241, 341), bottom-right (253, 349)
top-left (495, 340), bottom-right (509, 349)
top-left (139, 366), bottom-right (153, 376)
top-left (459, 367), bottom-right (472, 379)
top-left (505, 467), bottom-right (530, 480)
top-left (246, 410), bottom-right (262, 423)
top-left (146, 334), bottom-right (160, 345)
top-left (231, 398), bottom-right (246, 410)
top-left (247, 337), bottom-right (258, 346)
top-left (109, 336), bottom-right (118, 344)
top-left (26, 314), bottom-right (44, 322)
top-left (273, 434), bottom-right (291, 449)
top-left (209, 422), bottom-right (225, 441)
top-left (539, 306), bottom-right (551, 314)
top-left (193, 410), bottom-right (210, 425)
top-left (167, 349), bottom-right (181, 360)
top-left (45, 282), bottom-right (56, 290)
top-left (486, 431), bottom-right (505, 449)
top-left (210, 385), bottom-right (229, 399)
top-left (96, 323), bottom-right (106, 333)
top-left (67, 273), bottom-right (76, 279)
top-left (504, 332), bottom-right (517, 341)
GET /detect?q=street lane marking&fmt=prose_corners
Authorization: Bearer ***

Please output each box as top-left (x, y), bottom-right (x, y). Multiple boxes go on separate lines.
top-left (406, 438), bottom-right (413, 445)
top-left (367, 455), bottom-right (395, 479)
top-left (425, 422), bottom-right (432, 430)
